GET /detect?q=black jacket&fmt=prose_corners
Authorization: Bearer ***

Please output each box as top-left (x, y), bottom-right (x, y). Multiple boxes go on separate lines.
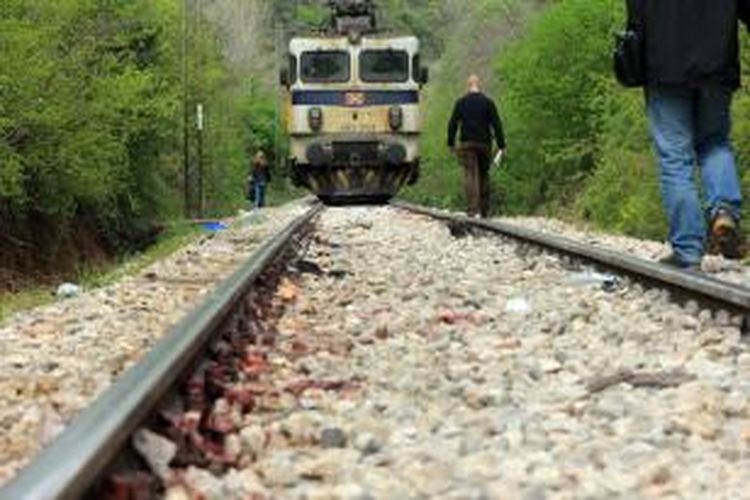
top-left (447, 92), bottom-right (506, 149)
top-left (628, 0), bottom-right (750, 88)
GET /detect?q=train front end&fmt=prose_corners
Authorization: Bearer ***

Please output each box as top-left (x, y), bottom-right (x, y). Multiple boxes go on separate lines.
top-left (281, 32), bottom-right (428, 204)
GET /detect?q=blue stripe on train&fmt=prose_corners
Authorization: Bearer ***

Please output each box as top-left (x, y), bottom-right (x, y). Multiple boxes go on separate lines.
top-left (292, 90), bottom-right (419, 106)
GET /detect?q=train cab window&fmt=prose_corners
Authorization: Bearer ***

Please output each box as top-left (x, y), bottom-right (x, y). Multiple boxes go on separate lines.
top-left (360, 50), bottom-right (409, 83)
top-left (300, 51), bottom-right (350, 83)
top-left (412, 54), bottom-right (420, 82)
top-left (289, 55), bottom-right (298, 84)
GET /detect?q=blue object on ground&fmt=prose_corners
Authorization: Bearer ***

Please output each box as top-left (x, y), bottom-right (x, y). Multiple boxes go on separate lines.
top-left (199, 221), bottom-right (228, 232)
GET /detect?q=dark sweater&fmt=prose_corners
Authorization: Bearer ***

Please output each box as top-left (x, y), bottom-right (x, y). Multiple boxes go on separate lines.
top-left (447, 92), bottom-right (505, 149)
top-left (251, 160), bottom-right (271, 184)
top-left (628, 0), bottom-right (750, 89)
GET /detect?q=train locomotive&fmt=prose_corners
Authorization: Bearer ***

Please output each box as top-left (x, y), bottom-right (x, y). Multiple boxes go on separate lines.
top-left (280, 0), bottom-right (428, 204)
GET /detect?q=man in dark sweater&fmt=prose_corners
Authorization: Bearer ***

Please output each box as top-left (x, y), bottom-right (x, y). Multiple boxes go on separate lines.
top-left (628, 0), bottom-right (750, 267)
top-left (448, 75), bottom-right (506, 218)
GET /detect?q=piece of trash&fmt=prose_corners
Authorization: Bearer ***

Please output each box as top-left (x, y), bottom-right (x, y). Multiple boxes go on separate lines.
top-left (565, 272), bottom-right (620, 292)
top-left (328, 269), bottom-right (351, 279)
top-left (447, 221), bottom-right (476, 239)
top-left (438, 310), bottom-right (475, 325)
top-left (294, 260), bottom-right (324, 276)
top-left (56, 283), bottom-right (80, 299)
top-left (505, 297), bottom-right (532, 314)
top-left (199, 221), bottom-right (228, 232)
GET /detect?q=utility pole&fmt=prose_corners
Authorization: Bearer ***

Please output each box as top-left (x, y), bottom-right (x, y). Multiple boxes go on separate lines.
top-left (182, 0), bottom-right (191, 218)
top-left (196, 103), bottom-right (204, 218)
top-left (195, 0), bottom-right (204, 218)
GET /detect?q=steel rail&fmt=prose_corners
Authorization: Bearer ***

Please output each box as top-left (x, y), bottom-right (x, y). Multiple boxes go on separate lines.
top-left (0, 203), bottom-right (323, 500)
top-left (394, 201), bottom-right (750, 313)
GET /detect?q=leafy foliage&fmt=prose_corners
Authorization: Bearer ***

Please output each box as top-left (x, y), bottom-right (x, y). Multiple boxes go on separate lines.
top-left (495, 0), bottom-right (622, 215)
top-left (402, 0), bottom-right (537, 208)
top-left (0, 0), bottom-right (282, 274)
top-left (495, 0), bottom-right (750, 240)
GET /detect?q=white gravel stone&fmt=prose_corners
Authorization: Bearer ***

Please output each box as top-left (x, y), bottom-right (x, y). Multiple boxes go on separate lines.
top-left (221, 468), bottom-right (270, 500)
top-left (240, 424), bottom-right (268, 459)
top-left (132, 429), bottom-right (177, 482)
top-left (55, 283), bottom-right (81, 300)
top-left (180, 466), bottom-right (225, 499)
top-left (353, 432), bottom-right (381, 456)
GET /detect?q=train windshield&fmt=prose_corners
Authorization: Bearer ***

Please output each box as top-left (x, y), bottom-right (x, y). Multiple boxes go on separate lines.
top-left (300, 51), bottom-right (350, 83)
top-left (360, 50), bottom-right (410, 83)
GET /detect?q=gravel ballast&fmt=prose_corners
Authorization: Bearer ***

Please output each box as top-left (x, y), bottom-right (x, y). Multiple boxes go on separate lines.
top-left (147, 207), bottom-right (750, 499)
top-left (0, 203), bottom-right (309, 486)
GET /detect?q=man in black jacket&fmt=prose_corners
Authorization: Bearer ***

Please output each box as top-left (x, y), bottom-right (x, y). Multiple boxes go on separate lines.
top-left (448, 74), bottom-right (506, 218)
top-left (629, 0), bottom-right (750, 267)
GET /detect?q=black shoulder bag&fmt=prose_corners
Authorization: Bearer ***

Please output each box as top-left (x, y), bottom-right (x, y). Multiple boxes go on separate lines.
top-left (613, 0), bottom-right (645, 88)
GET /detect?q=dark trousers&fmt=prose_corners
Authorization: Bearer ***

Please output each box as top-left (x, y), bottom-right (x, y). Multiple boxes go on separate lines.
top-left (459, 142), bottom-right (491, 217)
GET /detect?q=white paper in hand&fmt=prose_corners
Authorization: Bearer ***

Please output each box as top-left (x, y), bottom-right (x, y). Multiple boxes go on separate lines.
top-left (492, 150), bottom-right (504, 167)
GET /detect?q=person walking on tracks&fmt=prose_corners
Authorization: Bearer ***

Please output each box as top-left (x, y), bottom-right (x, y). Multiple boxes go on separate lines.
top-left (447, 74), bottom-right (506, 218)
top-left (248, 151), bottom-right (271, 209)
top-left (627, 0), bottom-right (750, 268)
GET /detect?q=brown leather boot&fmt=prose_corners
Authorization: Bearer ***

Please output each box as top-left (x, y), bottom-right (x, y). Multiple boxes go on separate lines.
top-left (708, 208), bottom-right (743, 260)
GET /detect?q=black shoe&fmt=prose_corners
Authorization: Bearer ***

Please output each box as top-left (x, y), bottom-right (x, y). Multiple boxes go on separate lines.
top-left (658, 253), bottom-right (701, 271)
top-left (709, 208), bottom-right (743, 260)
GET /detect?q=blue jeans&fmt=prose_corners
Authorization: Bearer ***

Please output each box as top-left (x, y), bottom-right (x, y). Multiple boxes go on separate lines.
top-left (646, 86), bottom-right (742, 264)
top-left (253, 181), bottom-right (267, 208)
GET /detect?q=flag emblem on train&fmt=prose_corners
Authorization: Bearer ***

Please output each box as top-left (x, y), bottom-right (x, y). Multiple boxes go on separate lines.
top-left (345, 92), bottom-right (366, 107)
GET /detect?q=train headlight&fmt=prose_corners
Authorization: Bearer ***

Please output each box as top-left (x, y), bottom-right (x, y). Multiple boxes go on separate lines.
top-left (307, 143), bottom-right (329, 167)
top-left (388, 106), bottom-right (403, 131)
top-left (308, 107), bottom-right (323, 132)
top-left (384, 144), bottom-right (407, 166)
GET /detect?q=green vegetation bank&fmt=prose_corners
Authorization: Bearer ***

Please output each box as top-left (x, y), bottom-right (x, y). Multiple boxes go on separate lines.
top-left (1, 0), bottom-right (279, 282)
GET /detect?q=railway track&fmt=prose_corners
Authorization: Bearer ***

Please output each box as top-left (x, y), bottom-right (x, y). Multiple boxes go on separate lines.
top-left (0, 203), bottom-right (323, 500)
top-left (1, 202), bottom-right (749, 499)
top-left (394, 201), bottom-right (750, 322)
